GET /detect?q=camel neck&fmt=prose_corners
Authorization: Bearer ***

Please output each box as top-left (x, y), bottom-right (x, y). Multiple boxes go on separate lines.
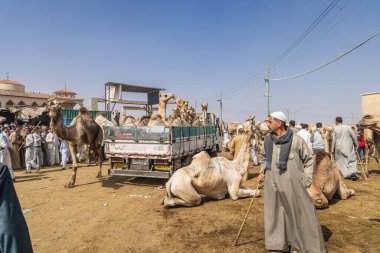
top-left (233, 134), bottom-right (250, 175)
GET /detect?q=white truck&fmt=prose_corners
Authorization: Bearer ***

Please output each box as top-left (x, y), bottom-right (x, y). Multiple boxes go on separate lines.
top-left (104, 124), bottom-right (222, 179)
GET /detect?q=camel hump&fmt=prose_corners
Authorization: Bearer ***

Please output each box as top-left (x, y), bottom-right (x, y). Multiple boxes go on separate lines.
top-left (79, 107), bottom-right (90, 115)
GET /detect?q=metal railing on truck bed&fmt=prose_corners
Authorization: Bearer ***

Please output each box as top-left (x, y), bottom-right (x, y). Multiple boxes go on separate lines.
top-left (103, 125), bottom-right (219, 179)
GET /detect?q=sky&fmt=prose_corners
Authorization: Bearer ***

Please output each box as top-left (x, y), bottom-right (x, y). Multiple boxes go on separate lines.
top-left (1, 0), bottom-right (379, 124)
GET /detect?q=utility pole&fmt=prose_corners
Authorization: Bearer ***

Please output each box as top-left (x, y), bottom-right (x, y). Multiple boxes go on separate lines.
top-left (264, 65), bottom-right (270, 115)
top-left (216, 92), bottom-right (223, 122)
top-left (286, 108), bottom-right (290, 121)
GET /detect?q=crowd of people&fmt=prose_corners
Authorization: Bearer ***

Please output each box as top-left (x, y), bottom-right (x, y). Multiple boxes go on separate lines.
top-left (0, 123), bottom-right (71, 181)
top-left (291, 117), bottom-right (363, 180)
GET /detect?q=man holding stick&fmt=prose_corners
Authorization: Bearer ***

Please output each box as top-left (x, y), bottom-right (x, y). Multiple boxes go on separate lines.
top-left (258, 111), bottom-right (326, 253)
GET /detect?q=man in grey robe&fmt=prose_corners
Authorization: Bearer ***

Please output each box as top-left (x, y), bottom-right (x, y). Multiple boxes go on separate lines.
top-left (258, 111), bottom-right (326, 253)
top-left (0, 163), bottom-right (33, 253)
top-left (331, 116), bottom-right (358, 180)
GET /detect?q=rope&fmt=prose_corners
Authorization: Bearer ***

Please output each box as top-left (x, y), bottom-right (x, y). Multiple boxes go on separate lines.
top-left (271, 30), bottom-right (380, 81)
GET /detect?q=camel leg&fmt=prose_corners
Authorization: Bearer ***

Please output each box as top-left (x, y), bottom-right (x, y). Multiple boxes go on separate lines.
top-left (87, 147), bottom-right (91, 167)
top-left (162, 172), bottom-right (201, 207)
top-left (228, 181), bottom-right (260, 200)
top-left (66, 145), bottom-right (78, 188)
top-left (162, 196), bottom-right (201, 207)
top-left (97, 145), bottom-right (103, 177)
top-left (336, 170), bottom-right (355, 199)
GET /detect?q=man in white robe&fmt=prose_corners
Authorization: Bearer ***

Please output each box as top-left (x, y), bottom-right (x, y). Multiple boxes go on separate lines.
top-left (60, 139), bottom-right (70, 169)
top-left (45, 130), bottom-right (56, 166)
top-left (24, 128), bottom-right (40, 173)
top-left (332, 116), bottom-right (358, 179)
top-left (297, 123), bottom-right (313, 152)
top-left (0, 124), bottom-right (13, 179)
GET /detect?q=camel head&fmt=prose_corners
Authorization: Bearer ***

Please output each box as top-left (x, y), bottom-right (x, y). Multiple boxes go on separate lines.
top-left (175, 98), bottom-right (185, 107)
top-left (201, 103), bottom-right (208, 111)
top-left (48, 105), bottom-right (62, 124)
top-left (113, 110), bottom-right (120, 119)
top-left (160, 93), bottom-right (176, 103)
top-left (242, 121), bottom-right (254, 138)
top-left (172, 107), bottom-right (181, 118)
top-left (359, 114), bottom-right (380, 130)
top-left (246, 114), bottom-right (256, 125)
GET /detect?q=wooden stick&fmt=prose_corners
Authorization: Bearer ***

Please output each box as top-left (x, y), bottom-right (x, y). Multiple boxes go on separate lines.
top-left (233, 177), bottom-right (262, 246)
top-left (356, 149), bottom-right (367, 181)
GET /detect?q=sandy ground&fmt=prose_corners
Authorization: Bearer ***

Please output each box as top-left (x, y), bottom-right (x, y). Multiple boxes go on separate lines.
top-left (14, 154), bottom-right (380, 253)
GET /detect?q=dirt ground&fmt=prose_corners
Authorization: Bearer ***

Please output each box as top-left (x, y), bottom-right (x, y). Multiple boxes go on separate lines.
top-left (14, 154), bottom-right (380, 253)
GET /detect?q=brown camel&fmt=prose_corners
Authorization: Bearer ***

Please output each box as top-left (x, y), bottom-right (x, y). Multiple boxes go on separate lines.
top-left (49, 105), bottom-right (103, 188)
top-left (158, 93), bottom-right (176, 119)
top-left (167, 108), bottom-right (181, 126)
top-left (359, 114), bottom-right (380, 170)
top-left (161, 120), bottom-right (260, 207)
top-left (136, 115), bottom-right (151, 126)
top-left (307, 152), bottom-right (355, 209)
top-left (148, 114), bottom-right (166, 126)
top-left (201, 103), bottom-right (208, 126)
top-left (363, 129), bottom-right (380, 167)
top-left (122, 116), bottom-right (136, 126)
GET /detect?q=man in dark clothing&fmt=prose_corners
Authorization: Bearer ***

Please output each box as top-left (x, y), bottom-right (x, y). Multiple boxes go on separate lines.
top-left (0, 163), bottom-right (33, 253)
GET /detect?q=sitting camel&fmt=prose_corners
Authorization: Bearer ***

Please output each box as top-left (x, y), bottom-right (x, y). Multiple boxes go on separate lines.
top-left (49, 105), bottom-right (103, 188)
top-left (161, 121), bottom-right (260, 207)
top-left (122, 116), bottom-right (136, 126)
top-left (136, 115), bottom-right (151, 126)
top-left (148, 114), bottom-right (166, 126)
top-left (307, 151), bottom-right (355, 209)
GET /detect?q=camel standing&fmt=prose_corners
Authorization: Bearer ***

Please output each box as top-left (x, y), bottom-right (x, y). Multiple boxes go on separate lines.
top-left (161, 121), bottom-right (260, 207)
top-left (158, 93), bottom-right (175, 119)
top-left (359, 114), bottom-right (380, 170)
top-left (201, 103), bottom-right (208, 126)
top-left (364, 129), bottom-right (380, 166)
top-left (49, 105), bottom-right (103, 188)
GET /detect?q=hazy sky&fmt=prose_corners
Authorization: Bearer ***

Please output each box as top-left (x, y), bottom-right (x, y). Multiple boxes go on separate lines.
top-left (1, 0), bottom-right (379, 124)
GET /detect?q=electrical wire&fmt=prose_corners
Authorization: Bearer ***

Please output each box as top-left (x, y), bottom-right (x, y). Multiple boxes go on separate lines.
top-left (271, 30), bottom-right (380, 81)
top-left (203, 0), bottom-right (341, 100)
top-left (270, 0), bottom-right (341, 69)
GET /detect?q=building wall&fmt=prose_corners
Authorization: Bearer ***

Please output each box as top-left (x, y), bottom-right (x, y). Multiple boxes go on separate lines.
top-left (0, 95), bottom-right (48, 108)
top-left (362, 92), bottom-right (380, 117)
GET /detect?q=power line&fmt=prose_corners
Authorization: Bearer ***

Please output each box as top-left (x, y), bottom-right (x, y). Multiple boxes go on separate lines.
top-left (271, 30), bottom-right (380, 81)
top-left (204, 0), bottom-right (340, 101)
top-left (270, 0), bottom-right (341, 69)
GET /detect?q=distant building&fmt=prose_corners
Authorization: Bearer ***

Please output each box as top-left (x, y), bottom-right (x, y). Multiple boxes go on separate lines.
top-left (361, 91), bottom-right (380, 116)
top-left (0, 79), bottom-right (50, 109)
top-left (47, 87), bottom-right (84, 109)
top-left (0, 78), bottom-right (84, 110)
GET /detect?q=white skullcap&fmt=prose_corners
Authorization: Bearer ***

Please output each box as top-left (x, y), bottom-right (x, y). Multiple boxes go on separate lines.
top-left (270, 111), bottom-right (287, 122)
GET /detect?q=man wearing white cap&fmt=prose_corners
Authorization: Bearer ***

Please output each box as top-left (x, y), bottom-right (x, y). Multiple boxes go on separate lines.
top-left (258, 111), bottom-right (326, 253)
top-left (0, 124), bottom-right (14, 180)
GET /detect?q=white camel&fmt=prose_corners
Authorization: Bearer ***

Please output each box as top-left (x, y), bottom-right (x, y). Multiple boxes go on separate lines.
top-left (161, 120), bottom-right (260, 207)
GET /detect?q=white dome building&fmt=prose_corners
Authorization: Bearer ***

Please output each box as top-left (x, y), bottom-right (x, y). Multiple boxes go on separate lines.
top-left (0, 79), bottom-right (50, 109)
